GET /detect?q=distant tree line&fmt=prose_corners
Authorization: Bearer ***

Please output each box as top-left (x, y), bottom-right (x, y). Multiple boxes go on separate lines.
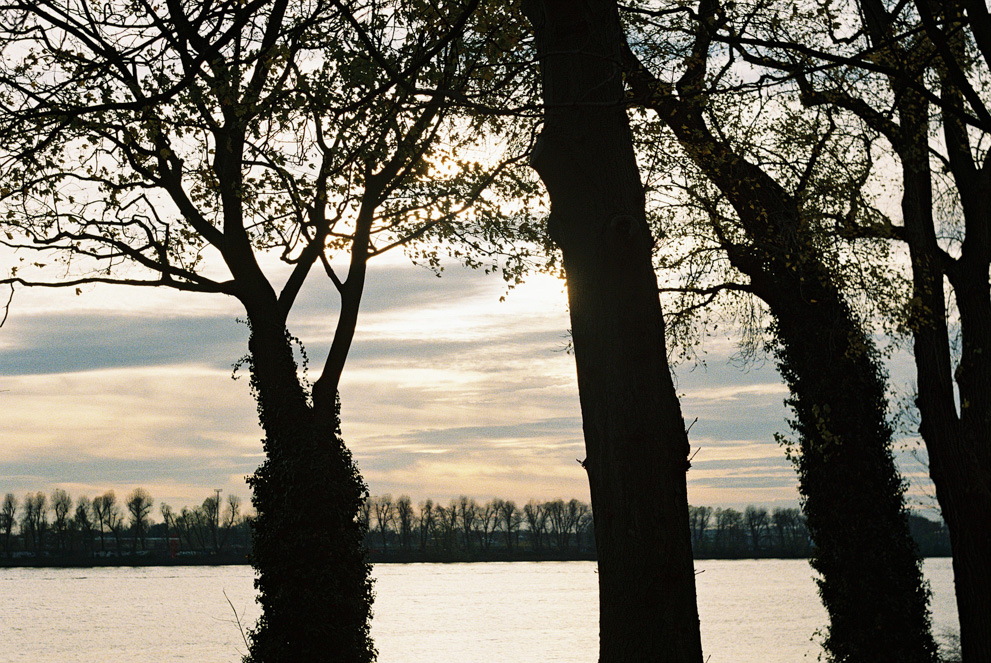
top-left (0, 488), bottom-right (951, 564)
top-left (0, 488), bottom-right (250, 563)
top-left (360, 495), bottom-right (595, 561)
top-left (361, 496), bottom-right (950, 561)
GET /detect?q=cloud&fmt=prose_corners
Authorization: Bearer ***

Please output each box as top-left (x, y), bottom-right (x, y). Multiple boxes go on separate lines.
top-left (0, 365), bottom-right (261, 506)
top-left (360, 418), bottom-right (592, 505)
top-left (292, 262), bottom-right (506, 318)
top-left (0, 313), bottom-right (249, 376)
top-left (0, 259), bottom-right (814, 511)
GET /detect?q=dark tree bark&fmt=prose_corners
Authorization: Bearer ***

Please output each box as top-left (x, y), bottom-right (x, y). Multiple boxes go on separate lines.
top-left (792, 2), bottom-right (991, 655)
top-left (523, 1), bottom-right (703, 660)
top-left (243, 299), bottom-right (375, 663)
top-left (930, 138), bottom-right (991, 663)
top-left (893, 65), bottom-right (991, 663)
top-left (621, 7), bottom-right (936, 659)
top-left (913, 10), bottom-right (991, 655)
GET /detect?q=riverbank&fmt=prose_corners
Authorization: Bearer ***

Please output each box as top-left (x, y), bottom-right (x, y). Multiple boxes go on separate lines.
top-left (0, 550), bottom-right (951, 568)
top-left (0, 550), bottom-right (595, 567)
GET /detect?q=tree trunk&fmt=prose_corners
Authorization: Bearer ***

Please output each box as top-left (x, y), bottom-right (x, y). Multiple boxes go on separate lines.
top-left (842, 3), bottom-right (991, 655)
top-left (678, 111), bottom-right (934, 663)
top-left (900, 92), bottom-right (991, 662)
top-left (942, 271), bottom-right (991, 663)
top-left (524, 2), bottom-right (703, 660)
top-left (619, 39), bottom-right (935, 655)
top-left (242, 306), bottom-right (375, 663)
top-left (765, 265), bottom-right (936, 663)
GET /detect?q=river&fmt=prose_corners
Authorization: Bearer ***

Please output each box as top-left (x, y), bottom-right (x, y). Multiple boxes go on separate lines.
top-left (0, 559), bottom-right (958, 662)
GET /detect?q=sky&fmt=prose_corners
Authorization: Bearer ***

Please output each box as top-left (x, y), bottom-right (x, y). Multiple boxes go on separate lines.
top-left (0, 251), bottom-right (936, 516)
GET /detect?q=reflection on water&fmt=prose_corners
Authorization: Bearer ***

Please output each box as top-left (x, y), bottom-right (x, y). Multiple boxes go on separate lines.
top-left (0, 559), bottom-right (957, 662)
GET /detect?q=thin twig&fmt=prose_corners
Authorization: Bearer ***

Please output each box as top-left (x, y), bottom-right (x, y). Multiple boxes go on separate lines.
top-left (224, 590), bottom-right (251, 653)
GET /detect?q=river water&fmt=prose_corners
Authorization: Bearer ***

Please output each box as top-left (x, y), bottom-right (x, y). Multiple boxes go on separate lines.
top-left (0, 559), bottom-right (958, 662)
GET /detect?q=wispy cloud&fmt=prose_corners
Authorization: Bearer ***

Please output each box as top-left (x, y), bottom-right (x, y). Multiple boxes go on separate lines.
top-left (0, 260), bottom-right (828, 511)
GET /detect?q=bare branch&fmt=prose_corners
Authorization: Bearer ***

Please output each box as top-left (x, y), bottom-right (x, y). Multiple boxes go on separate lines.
top-left (0, 274), bottom-right (235, 294)
top-left (0, 283), bottom-right (12, 328)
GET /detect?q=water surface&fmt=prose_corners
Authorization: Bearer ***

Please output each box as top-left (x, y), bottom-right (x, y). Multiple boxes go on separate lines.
top-left (0, 559), bottom-right (957, 662)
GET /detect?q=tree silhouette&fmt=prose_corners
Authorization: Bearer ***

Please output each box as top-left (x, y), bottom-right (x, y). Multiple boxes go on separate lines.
top-left (688, 0), bottom-right (991, 656)
top-left (51, 488), bottom-right (72, 553)
top-left (1, 493), bottom-right (16, 557)
top-left (126, 488), bottom-right (154, 553)
top-left (522, 1), bottom-right (703, 659)
top-left (0, 1), bottom-right (531, 657)
top-left (619, 2), bottom-right (936, 658)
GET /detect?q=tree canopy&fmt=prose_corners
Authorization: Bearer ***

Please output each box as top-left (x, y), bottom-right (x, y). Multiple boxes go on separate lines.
top-left (2, 0), bottom-right (986, 659)
top-left (0, 0), bottom-right (539, 658)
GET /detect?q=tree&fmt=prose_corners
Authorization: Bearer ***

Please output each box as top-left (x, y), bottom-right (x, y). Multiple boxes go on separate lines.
top-left (619, 2), bottom-right (935, 658)
top-left (160, 502), bottom-right (176, 553)
top-left (126, 488), bottom-right (154, 553)
top-left (174, 504), bottom-right (211, 552)
top-left (476, 499), bottom-right (499, 551)
top-left (701, 0), bottom-right (990, 656)
top-left (91, 493), bottom-right (108, 552)
top-left (564, 499), bottom-right (590, 552)
top-left (522, 499), bottom-right (546, 552)
top-left (19, 493), bottom-right (36, 553)
top-left (202, 494), bottom-right (222, 553)
top-left (457, 496), bottom-right (477, 553)
top-left (495, 498), bottom-right (521, 553)
top-left (372, 495), bottom-right (395, 553)
top-left (569, 499), bottom-right (593, 552)
top-left (522, 2), bottom-right (703, 658)
top-left (0, 1), bottom-right (530, 657)
top-left (417, 499), bottom-right (435, 553)
top-left (221, 493), bottom-right (242, 552)
top-left (102, 491), bottom-right (125, 554)
top-left (907, 514), bottom-right (952, 558)
top-left (358, 499), bottom-right (373, 538)
top-left (546, 499), bottom-right (568, 551)
top-left (771, 507), bottom-right (808, 557)
top-left (395, 495), bottom-right (414, 554)
top-left (713, 508), bottom-right (745, 557)
top-left (434, 501), bottom-right (459, 553)
top-left (1, 493), bottom-right (16, 556)
top-left (50, 488), bottom-right (72, 553)
top-left (744, 506), bottom-right (770, 555)
top-left (688, 505), bottom-right (712, 555)
top-left (841, 4), bottom-right (991, 657)
top-left (20, 491), bottom-right (47, 554)
top-left (71, 496), bottom-right (93, 554)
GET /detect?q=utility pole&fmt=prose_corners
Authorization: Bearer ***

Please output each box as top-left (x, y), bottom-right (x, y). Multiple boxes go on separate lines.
top-left (214, 488), bottom-right (222, 552)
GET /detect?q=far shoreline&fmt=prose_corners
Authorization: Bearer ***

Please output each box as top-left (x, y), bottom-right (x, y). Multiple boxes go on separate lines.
top-left (0, 551), bottom-right (951, 569)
